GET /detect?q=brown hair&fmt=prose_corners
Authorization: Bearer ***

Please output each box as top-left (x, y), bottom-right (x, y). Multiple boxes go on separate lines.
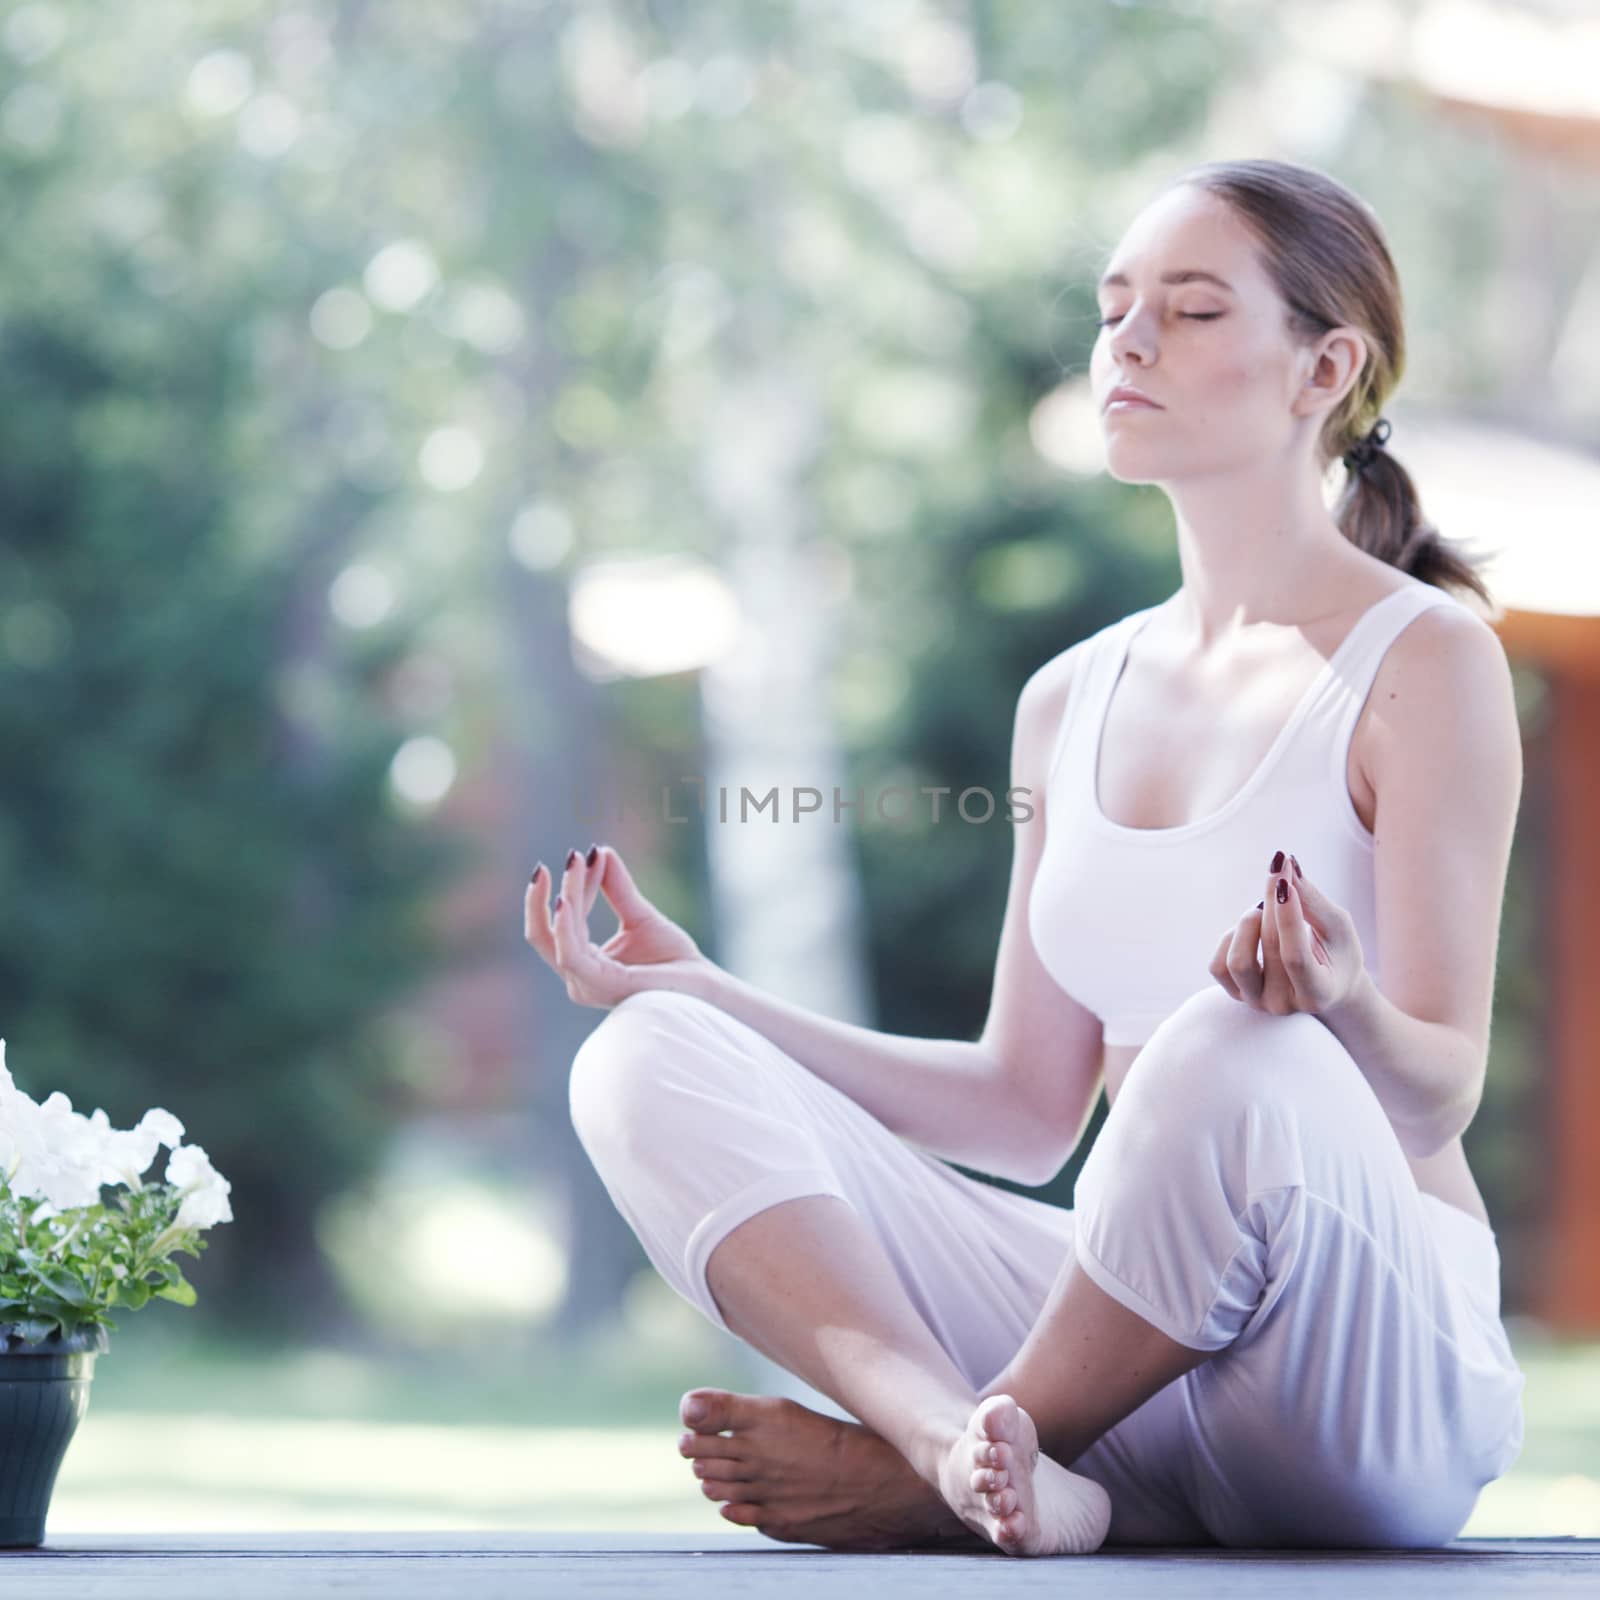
top-left (1167, 158), bottom-right (1495, 611)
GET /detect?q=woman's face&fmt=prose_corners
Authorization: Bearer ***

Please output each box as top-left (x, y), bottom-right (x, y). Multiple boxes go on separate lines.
top-left (1091, 184), bottom-right (1336, 485)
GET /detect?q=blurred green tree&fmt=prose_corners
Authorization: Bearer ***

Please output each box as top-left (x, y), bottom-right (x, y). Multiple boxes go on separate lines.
top-left (0, 51), bottom-right (473, 1336)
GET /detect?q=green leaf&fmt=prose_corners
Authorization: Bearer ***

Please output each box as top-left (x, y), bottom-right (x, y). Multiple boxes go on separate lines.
top-left (26, 1264), bottom-right (91, 1307)
top-left (154, 1276), bottom-right (196, 1307)
top-left (116, 1278), bottom-right (151, 1310)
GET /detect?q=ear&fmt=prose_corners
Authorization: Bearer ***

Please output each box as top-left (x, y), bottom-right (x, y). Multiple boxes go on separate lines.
top-left (1294, 326), bottom-right (1367, 419)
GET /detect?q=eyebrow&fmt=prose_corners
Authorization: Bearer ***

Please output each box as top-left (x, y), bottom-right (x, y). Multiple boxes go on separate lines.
top-left (1097, 268), bottom-right (1236, 293)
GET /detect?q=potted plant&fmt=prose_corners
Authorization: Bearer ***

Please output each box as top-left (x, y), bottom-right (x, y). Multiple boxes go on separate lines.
top-left (0, 1038), bottom-right (233, 1548)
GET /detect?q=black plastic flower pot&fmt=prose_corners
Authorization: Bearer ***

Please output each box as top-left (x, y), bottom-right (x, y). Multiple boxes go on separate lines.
top-left (0, 1323), bottom-right (110, 1549)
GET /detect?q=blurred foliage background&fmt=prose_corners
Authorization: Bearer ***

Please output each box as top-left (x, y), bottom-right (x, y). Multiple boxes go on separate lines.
top-left (1, 0), bottom-right (1596, 1539)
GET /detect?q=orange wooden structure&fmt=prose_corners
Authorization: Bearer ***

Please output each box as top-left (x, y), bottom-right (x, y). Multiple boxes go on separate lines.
top-left (1493, 607), bottom-right (1600, 1331)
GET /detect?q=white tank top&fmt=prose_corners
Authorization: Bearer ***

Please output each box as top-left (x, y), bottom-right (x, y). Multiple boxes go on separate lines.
top-left (1026, 580), bottom-right (1467, 1047)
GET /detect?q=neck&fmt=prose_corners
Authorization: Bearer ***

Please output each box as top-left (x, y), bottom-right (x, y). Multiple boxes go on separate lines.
top-left (1161, 458), bottom-right (1363, 649)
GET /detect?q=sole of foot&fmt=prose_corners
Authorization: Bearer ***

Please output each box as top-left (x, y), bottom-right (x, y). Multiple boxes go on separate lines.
top-left (677, 1387), bottom-right (989, 1552)
top-left (940, 1392), bottom-right (1112, 1557)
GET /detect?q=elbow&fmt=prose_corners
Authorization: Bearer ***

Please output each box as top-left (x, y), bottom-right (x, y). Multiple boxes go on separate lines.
top-left (1395, 1031), bottom-right (1488, 1160)
top-left (1398, 1082), bottom-right (1483, 1162)
top-left (1396, 1120), bottom-right (1456, 1163)
top-left (1011, 1094), bottom-right (1100, 1184)
top-left (1008, 1121), bottom-right (1072, 1186)
top-left (1440, 1084), bottom-right (1485, 1151)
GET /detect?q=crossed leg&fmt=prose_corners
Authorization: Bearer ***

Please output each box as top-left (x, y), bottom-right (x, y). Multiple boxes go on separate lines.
top-left (698, 1185), bottom-right (1207, 1552)
top-left (568, 988), bottom-right (1228, 1552)
top-left (569, 984), bottom-right (1507, 1554)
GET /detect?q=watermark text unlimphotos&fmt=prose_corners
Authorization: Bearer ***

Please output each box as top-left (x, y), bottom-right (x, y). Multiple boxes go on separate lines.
top-left (571, 779), bottom-right (1035, 827)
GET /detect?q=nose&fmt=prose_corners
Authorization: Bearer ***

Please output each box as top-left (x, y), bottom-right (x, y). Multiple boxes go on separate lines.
top-left (1104, 310), bottom-right (1154, 366)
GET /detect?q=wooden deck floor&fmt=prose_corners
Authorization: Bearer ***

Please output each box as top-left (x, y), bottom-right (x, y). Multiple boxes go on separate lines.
top-left (1, 1532), bottom-right (1596, 1596)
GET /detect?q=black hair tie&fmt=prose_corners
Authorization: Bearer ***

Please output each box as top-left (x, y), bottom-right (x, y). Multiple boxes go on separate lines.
top-left (1343, 415), bottom-right (1392, 474)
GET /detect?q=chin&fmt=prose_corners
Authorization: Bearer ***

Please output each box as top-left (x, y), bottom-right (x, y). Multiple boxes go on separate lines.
top-left (1100, 447), bottom-right (1162, 485)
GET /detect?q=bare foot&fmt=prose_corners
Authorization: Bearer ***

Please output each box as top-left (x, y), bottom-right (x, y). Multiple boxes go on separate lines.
top-left (677, 1387), bottom-right (988, 1552)
top-left (938, 1393), bottom-right (1112, 1557)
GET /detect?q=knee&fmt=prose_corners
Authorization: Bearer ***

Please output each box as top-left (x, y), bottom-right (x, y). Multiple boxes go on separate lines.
top-left (567, 989), bottom-right (719, 1162)
top-left (1121, 983), bottom-right (1360, 1132)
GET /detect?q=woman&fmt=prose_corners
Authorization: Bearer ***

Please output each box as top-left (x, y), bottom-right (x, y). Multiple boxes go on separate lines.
top-left (524, 158), bottom-right (1528, 1557)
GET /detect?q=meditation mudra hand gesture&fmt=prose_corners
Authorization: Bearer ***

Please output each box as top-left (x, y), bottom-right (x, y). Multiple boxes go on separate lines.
top-left (1209, 849), bottom-right (1366, 1018)
top-left (525, 844), bottom-right (711, 1009)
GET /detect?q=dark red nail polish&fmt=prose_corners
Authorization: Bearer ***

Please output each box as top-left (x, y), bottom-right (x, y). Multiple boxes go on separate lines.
top-left (566, 848), bottom-right (578, 868)
top-left (1290, 854), bottom-right (1302, 879)
top-left (586, 845), bottom-right (599, 867)
top-left (1256, 900), bottom-right (1264, 911)
top-left (531, 863), bottom-right (544, 883)
top-left (1269, 849), bottom-right (1284, 874)
top-left (1276, 877), bottom-right (1288, 903)
top-left (553, 895), bottom-right (563, 912)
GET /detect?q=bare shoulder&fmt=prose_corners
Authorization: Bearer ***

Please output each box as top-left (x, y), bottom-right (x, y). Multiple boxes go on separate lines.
top-left (1373, 594), bottom-right (1513, 711)
top-left (1018, 638), bottom-right (1082, 722)
top-left (1013, 639), bottom-right (1087, 789)
top-left (1357, 592), bottom-right (1520, 789)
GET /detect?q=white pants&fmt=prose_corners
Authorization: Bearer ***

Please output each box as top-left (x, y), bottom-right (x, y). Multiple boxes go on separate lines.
top-left (568, 983), bottom-right (1527, 1548)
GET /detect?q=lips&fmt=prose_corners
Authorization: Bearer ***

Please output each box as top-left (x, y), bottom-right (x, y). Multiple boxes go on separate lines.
top-left (1106, 385), bottom-right (1162, 410)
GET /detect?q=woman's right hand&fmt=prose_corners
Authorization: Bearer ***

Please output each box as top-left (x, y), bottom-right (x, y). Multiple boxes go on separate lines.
top-left (524, 844), bottom-right (713, 1010)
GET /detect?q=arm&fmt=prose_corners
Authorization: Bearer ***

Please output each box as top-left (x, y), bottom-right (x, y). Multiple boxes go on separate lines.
top-left (975, 647), bottom-right (1107, 1181)
top-left (548, 855), bottom-right (1041, 1177)
top-left (675, 648), bottom-right (1103, 1187)
top-left (678, 963), bottom-right (1049, 1184)
top-left (1319, 603), bottom-right (1523, 1159)
top-left (1317, 968), bottom-right (1484, 1160)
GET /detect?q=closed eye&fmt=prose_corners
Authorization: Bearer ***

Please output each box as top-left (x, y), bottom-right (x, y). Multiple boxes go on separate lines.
top-left (1098, 312), bottom-right (1225, 327)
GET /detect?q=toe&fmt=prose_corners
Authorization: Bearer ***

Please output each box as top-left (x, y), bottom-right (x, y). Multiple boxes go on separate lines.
top-left (996, 1513), bottom-right (1026, 1550)
top-left (976, 1392), bottom-right (1021, 1448)
top-left (679, 1429), bottom-right (748, 1461)
top-left (692, 1456), bottom-right (751, 1483)
top-left (721, 1502), bottom-right (761, 1525)
top-left (680, 1388), bottom-right (738, 1432)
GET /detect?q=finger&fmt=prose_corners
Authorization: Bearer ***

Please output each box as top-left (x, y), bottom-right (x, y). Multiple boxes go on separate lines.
top-left (548, 847), bottom-right (583, 958)
top-left (551, 888), bottom-right (633, 1004)
top-left (1287, 856), bottom-right (1337, 948)
top-left (581, 843), bottom-right (607, 918)
top-left (1260, 864), bottom-right (1283, 961)
top-left (550, 876), bottom-right (593, 979)
top-left (596, 846), bottom-right (656, 920)
top-left (561, 845), bottom-right (587, 913)
top-left (1210, 929), bottom-right (1243, 1001)
top-left (1225, 906), bottom-right (1266, 1005)
top-left (1274, 872), bottom-right (1313, 983)
top-left (1258, 872), bottom-right (1297, 1011)
top-left (524, 864), bottom-right (556, 963)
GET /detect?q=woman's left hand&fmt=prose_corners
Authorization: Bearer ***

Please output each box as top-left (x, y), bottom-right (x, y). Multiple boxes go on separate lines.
top-left (1209, 851), bottom-right (1366, 1017)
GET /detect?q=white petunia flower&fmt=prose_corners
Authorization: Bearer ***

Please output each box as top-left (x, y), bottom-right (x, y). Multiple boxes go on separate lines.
top-left (165, 1143), bottom-right (234, 1231)
top-left (138, 1108), bottom-right (185, 1148)
top-left (3, 1040), bottom-right (232, 1236)
top-left (0, 1040), bottom-right (52, 1191)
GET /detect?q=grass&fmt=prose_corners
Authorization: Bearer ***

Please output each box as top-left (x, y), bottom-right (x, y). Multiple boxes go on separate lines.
top-left (36, 1298), bottom-right (1600, 1539)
